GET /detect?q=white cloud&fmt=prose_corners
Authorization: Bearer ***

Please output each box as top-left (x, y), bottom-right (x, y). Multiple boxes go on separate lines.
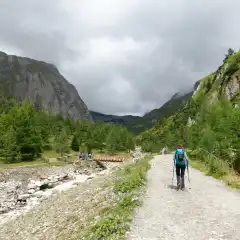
top-left (0, 0), bottom-right (240, 115)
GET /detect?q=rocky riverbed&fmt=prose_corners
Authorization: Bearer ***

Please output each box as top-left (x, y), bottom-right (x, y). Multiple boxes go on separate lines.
top-left (0, 147), bottom-right (147, 239)
top-left (0, 147), bottom-right (146, 227)
top-left (0, 160), bottom-right (109, 221)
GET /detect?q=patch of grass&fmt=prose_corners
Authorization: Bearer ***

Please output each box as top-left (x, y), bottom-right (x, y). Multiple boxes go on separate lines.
top-left (188, 151), bottom-right (240, 189)
top-left (0, 159), bottom-right (46, 168)
top-left (113, 159), bottom-right (150, 193)
top-left (83, 156), bottom-right (152, 240)
top-left (47, 161), bottom-right (67, 167)
top-left (42, 150), bottom-right (60, 158)
top-left (0, 159), bottom-right (68, 168)
top-left (223, 173), bottom-right (240, 189)
top-left (206, 155), bottom-right (229, 178)
top-left (0, 153), bottom-right (70, 168)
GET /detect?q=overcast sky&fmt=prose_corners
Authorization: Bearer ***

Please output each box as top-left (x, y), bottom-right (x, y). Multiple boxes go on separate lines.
top-left (0, 0), bottom-right (240, 116)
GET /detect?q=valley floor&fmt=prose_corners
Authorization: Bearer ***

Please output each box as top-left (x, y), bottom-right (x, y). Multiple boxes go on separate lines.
top-left (127, 155), bottom-right (240, 240)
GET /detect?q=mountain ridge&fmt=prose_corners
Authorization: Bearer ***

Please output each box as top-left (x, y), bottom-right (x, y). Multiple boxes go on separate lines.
top-left (0, 51), bottom-right (92, 121)
top-left (90, 88), bottom-right (194, 134)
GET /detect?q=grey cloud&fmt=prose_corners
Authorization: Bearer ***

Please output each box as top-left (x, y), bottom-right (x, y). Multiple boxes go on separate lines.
top-left (0, 0), bottom-right (240, 115)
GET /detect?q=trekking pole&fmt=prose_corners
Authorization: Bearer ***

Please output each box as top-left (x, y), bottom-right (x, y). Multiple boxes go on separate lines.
top-left (187, 163), bottom-right (190, 183)
top-left (172, 160), bottom-right (175, 185)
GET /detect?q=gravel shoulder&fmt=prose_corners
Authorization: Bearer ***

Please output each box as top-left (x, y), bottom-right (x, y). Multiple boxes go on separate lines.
top-left (128, 154), bottom-right (240, 240)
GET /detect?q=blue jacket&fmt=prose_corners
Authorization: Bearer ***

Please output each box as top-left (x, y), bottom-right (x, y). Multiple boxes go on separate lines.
top-left (173, 148), bottom-right (188, 166)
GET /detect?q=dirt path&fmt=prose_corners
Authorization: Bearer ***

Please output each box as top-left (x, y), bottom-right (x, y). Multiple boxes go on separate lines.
top-left (127, 154), bottom-right (240, 240)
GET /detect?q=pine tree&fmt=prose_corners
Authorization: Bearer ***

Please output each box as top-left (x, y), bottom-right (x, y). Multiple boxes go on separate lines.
top-left (71, 135), bottom-right (79, 152)
top-left (106, 129), bottom-right (117, 154)
top-left (2, 126), bottom-right (21, 163)
top-left (55, 129), bottom-right (69, 156)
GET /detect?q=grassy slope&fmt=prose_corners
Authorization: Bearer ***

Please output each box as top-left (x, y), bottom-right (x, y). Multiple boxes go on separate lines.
top-left (144, 91), bottom-right (193, 121)
top-left (187, 149), bottom-right (240, 189)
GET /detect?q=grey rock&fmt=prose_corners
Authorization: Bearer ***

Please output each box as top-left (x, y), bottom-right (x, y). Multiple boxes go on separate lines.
top-left (87, 176), bottom-right (94, 180)
top-left (28, 189), bottom-right (36, 194)
top-left (18, 194), bottom-right (30, 201)
top-left (58, 176), bottom-right (63, 181)
top-left (72, 182), bottom-right (80, 186)
top-left (0, 51), bottom-right (92, 121)
top-left (0, 207), bottom-right (9, 213)
top-left (40, 179), bottom-right (49, 186)
top-left (47, 183), bottom-right (54, 188)
top-left (27, 183), bottom-right (36, 190)
top-left (35, 181), bottom-right (41, 187)
top-left (33, 191), bottom-right (44, 198)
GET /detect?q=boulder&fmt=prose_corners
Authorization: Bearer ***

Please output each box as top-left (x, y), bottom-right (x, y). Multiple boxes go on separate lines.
top-left (18, 194), bottom-right (30, 201)
top-left (0, 206), bottom-right (9, 213)
top-left (33, 191), bottom-right (44, 198)
top-left (28, 189), bottom-right (36, 194)
top-left (27, 183), bottom-right (37, 190)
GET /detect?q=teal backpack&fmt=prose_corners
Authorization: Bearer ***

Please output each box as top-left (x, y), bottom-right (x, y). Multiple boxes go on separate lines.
top-left (176, 148), bottom-right (184, 162)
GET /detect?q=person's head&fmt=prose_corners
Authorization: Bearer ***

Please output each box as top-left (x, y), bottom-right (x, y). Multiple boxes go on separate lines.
top-left (177, 144), bottom-right (183, 149)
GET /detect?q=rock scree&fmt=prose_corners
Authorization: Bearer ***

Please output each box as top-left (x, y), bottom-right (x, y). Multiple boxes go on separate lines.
top-left (0, 160), bottom-right (105, 218)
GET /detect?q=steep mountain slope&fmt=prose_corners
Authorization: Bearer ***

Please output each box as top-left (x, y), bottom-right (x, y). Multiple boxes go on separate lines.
top-left (143, 90), bottom-right (194, 123)
top-left (138, 49), bottom-right (240, 173)
top-left (0, 51), bottom-right (92, 121)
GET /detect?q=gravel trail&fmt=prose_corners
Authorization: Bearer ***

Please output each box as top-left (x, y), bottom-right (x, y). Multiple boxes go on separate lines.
top-left (128, 154), bottom-right (240, 240)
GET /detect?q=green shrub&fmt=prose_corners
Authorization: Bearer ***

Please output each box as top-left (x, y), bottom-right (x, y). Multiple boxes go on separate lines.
top-left (206, 155), bottom-right (229, 178)
top-left (114, 157), bottom-right (150, 193)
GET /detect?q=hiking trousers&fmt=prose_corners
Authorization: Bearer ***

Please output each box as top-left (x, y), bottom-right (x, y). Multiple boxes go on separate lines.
top-left (176, 164), bottom-right (186, 189)
top-left (176, 164), bottom-right (186, 177)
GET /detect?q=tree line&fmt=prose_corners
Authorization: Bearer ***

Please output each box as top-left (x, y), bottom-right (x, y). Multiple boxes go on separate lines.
top-left (0, 96), bottom-right (135, 163)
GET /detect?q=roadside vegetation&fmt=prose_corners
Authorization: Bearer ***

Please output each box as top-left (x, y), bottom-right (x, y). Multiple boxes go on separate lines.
top-left (81, 156), bottom-right (152, 240)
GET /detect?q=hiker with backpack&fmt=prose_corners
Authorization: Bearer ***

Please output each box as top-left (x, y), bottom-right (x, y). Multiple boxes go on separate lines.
top-left (173, 144), bottom-right (189, 190)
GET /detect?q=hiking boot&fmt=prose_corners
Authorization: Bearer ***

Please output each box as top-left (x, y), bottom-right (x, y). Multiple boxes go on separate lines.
top-left (177, 176), bottom-right (181, 190)
top-left (180, 177), bottom-right (185, 190)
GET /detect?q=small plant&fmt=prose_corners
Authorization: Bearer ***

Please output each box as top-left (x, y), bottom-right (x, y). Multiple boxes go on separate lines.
top-left (87, 214), bottom-right (129, 240)
top-left (206, 154), bottom-right (228, 178)
top-left (114, 157), bottom-right (150, 193)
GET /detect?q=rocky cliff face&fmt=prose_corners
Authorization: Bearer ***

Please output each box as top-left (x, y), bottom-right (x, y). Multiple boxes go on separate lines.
top-left (192, 51), bottom-right (240, 104)
top-left (0, 51), bottom-right (92, 121)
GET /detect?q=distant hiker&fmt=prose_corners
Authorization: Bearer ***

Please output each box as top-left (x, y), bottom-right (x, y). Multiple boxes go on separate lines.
top-left (79, 152), bottom-right (82, 159)
top-left (173, 144), bottom-right (188, 190)
top-left (161, 148), bottom-right (164, 155)
top-left (165, 145), bottom-right (168, 154)
top-left (161, 146), bottom-right (168, 155)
